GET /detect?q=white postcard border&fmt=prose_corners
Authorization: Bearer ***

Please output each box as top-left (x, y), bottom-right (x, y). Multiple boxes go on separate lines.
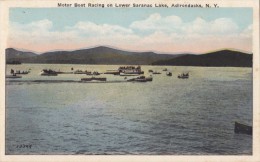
top-left (0, 0), bottom-right (259, 162)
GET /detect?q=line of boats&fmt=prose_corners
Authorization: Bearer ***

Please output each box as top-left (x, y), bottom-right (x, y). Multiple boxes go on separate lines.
top-left (6, 69), bottom-right (31, 78)
top-left (81, 66), bottom-right (152, 82)
top-left (6, 66), bottom-right (190, 81)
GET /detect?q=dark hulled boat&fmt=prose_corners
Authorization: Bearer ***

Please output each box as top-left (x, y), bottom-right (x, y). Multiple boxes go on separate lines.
top-left (74, 70), bottom-right (91, 75)
top-left (152, 71), bottom-right (161, 74)
top-left (178, 73), bottom-right (189, 79)
top-left (234, 122), bottom-right (252, 135)
top-left (91, 71), bottom-right (101, 75)
top-left (40, 69), bottom-right (58, 76)
top-left (81, 77), bottom-right (107, 82)
top-left (6, 75), bottom-right (22, 78)
top-left (15, 70), bottom-right (30, 75)
top-left (166, 72), bottom-right (172, 76)
top-left (118, 66), bottom-right (144, 75)
top-left (127, 76), bottom-right (152, 82)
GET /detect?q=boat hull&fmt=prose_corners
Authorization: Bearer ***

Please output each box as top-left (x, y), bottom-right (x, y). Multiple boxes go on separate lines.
top-left (40, 69), bottom-right (58, 76)
top-left (6, 75), bottom-right (22, 78)
top-left (127, 76), bottom-right (152, 82)
top-left (234, 122), bottom-right (252, 135)
top-left (104, 71), bottom-right (120, 75)
top-left (15, 72), bottom-right (29, 75)
top-left (120, 73), bottom-right (140, 76)
top-left (178, 76), bottom-right (188, 79)
top-left (81, 77), bottom-right (107, 81)
top-left (41, 73), bottom-right (58, 76)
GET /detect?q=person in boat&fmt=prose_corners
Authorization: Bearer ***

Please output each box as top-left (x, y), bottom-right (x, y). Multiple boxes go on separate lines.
top-left (11, 69), bottom-right (14, 76)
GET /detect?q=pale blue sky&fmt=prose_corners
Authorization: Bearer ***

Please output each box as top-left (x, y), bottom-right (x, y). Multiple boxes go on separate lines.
top-left (8, 8), bottom-right (253, 53)
top-left (10, 8), bottom-right (252, 32)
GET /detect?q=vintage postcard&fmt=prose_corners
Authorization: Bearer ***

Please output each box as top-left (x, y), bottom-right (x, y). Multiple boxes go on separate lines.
top-left (0, 0), bottom-right (259, 161)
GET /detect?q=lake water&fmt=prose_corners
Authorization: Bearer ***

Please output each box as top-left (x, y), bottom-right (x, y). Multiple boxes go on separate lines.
top-left (5, 64), bottom-right (252, 155)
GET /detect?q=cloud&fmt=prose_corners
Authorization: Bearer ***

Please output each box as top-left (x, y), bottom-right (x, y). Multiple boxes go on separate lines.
top-left (64, 21), bottom-right (141, 49)
top-left (210, 18), bottom-right (239, 34)
top-left (240, 24), bottom-right (252, 37)
top-left (9, 20), bottom-right (78, 49)
top-left (131, 14), bottom-right (239, 35)
top-left (8, 19), bottom-right (140, 52)
top-left (10, 19), bottom-right (53, 32)
top-left (129, 14), bottom-right (251, 52)
top-left (130, 13), bottom-right (182, 32)
top-left (66, 21), bottom-right (134, 36)
top-left (8, 14), bottom-right (252, 53)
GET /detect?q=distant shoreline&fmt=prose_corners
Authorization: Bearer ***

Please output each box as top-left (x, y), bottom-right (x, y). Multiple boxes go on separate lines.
top-left (6, 63), bottom-right (253, 68)
top-left (6, 46), bottom-right (252, 67)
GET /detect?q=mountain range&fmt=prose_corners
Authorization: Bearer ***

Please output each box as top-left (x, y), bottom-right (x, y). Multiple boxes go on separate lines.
top-left (152, 50), bottom-right (252, 67)
top-left (5, 46), bottom-right (252, 67)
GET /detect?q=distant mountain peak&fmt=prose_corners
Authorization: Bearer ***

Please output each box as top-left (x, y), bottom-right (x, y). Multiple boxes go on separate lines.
top-left (152, 49), bottom-right (252, 67)
top-left (205, 49), bottom-right (251, 55)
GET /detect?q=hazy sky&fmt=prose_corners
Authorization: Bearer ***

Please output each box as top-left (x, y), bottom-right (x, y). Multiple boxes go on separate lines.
top-left (8, 8), bottom-right (252, 54)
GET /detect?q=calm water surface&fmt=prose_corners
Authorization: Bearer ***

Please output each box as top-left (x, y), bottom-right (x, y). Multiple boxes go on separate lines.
top-left (5, 64), bottom-right (252, 155)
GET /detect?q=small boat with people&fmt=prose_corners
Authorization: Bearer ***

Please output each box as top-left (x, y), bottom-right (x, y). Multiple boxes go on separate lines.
top-left (121, 70), bottom-right (144, 75)
top-left (15, 70), bottom-right (30, 75)
top-left (7, 69), bottom-right (22, 78)
top-left (148, 69), bottom-right (153, 73)
top-left (166, 72), bottom-right (172, 76)
top-left (127, 75), bottom-right (153, 82)
top-left (91, 71), bottom-right (101, 75)
top-left (178, 72), bottom-right (189, 79)
top-left (81, 77), bottom-right (107, 82)
top-left (40, 69), bottom-right (58, 76)
top-left (118, 66), bottom-right (144, 75)
top-left (234, 122), bottom-right (252, 135)
top-left (152, 71), bottom-right (161, 74)
top-left (74, 70), bottom-right (91, 75)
